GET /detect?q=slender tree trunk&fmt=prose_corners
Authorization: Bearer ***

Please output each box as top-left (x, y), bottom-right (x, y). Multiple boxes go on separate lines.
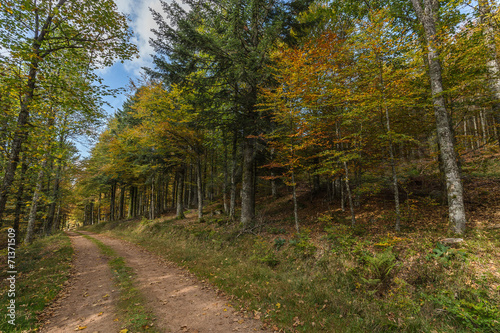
top-left (164, 177), bottom-right (169, 213)
top-left (230, 134), bottom-right (238, 220)
top-left (98, 192), bottom-right (102, 222)
top-left (119, 185), bottom-right (125, 220)
top-left (24, 159), bottom-right (48, 244)
top-left (90, 200), bottom-right (94, 225)
top-left (379, 60), bottom-right (401, 231)
top-left (241, 138), bottom-right (255, 226)
top-left (223, 136), bottom-right (229, 213)
top-left (176, 167), bottom-right (185, 219)
top-left (128, 187), bottom-right (133, 218)
top-left (13, 157), bottom-right (28, 246)
top-left (52, 202), bottom-right (61, 233)
top-left (270, 147), bottom-right (277, 199)
top-left (150, 181), bottom-right (154, 220)
top-left (412, 0), bottom-right (466, 233)
top-left (197, 159), bottom-right (203, 220)
top-left (340, 178), bottom-right (345, 211)
top-left (110, 182), bottom-right (116, 221)
top-left (343, 162), bottom-right (356, 227)
top-left (291, 171), bottom-right (299, 233)
top-left (172, 174), bottom-right (177, 210)
top-left (45, 161), bottom-right (62, 235)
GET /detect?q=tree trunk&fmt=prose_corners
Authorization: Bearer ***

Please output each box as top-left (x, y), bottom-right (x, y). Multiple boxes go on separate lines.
top-left (0, 64), bottom-right (38, 228)
top-left (240, 138), bottom-right (255, 226)
top-left (98, 192), bottom-right (102, 222)
top-left (197, 159), bottom-right (203, 220)
top-left (119, 185), bottom-right (125, 220)
top-left (45, 161), bottom-right (63, 235)
top-left (128, 187), bottom-right (133, 218)
top-left (52, 202), bottom-right (61, 233)
top-left (90, 200), bottom-right (94, 225)
top-left (291, 170), bottom-right (299, 233)
top-left (150, 181), bottom-right (154, 220)
top-left (110, 182), bottom-right (116, 221)
top-left (411, 0), bottom-right (466, 234)
top-left (343, 162), bottom-right (356, 227)
top-left (230, 134), bottom-right (238, 220)
top-left (24, 160), bottom-right (47, 244)
top-left (380, 60), bottom-right (401, 231)
top-left (13, 157), bottom-right (28, 246)
top-left (176, 167), bottom-right (185, 219)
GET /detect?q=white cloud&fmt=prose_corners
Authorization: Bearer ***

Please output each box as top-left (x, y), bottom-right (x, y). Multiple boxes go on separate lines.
top-left (115, 0), bottom-right (173, 77)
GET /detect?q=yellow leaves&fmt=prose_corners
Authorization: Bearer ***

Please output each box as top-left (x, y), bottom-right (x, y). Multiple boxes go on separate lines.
top-left (275, 302), bottom-right (281, 309)
top-left (119, 329), bottom-right (128, 333)
top-left (74, 326), bottom-right (87, 331)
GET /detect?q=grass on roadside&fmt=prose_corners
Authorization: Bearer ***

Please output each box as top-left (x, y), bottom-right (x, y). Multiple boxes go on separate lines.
top-left (0, 233), bottom-right (73, 333)
top-left (83, 216), bottom-right (500, 333)
top-left (79, 233), bottom-right (158, 333)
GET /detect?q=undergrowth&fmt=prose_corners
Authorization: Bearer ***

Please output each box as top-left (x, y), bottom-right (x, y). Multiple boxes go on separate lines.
top-left (0, 233), bottom-right (73, 332)
top-left (83, 217), bottom-right (500, 333)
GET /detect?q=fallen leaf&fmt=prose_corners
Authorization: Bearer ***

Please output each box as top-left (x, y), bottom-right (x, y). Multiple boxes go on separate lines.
top-left (75, 326), bottom-right (87, 331)
top-left (119, 329), bottom-right (128, 333)
top-left (98, 312), bottom-right (103, 316)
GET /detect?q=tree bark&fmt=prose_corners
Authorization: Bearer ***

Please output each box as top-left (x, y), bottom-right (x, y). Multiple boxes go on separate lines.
top-left (379, 59), bottom-right (401, 231)
top-left (45, 160), bottom-right (63, 235)
top-left (240, 138), bottom-right (255, 226)
top-left (411, 0), bottom-right (467, 234)
top-left (13, 157), bottom-right (28, 246)
top-left (109, 182), bottom-right (116, 221)
top-left (344, 162), bottom-right (356, 227)
top-left (197, 159), bottom-right (203, 220)
top-left (229, 134), bottom-right (238, 220)
top-left (176, 166), bottom-right (185, 219)
top-left (24, 159), bottom-right (48, 244)
top-left (119, 185), bottom-right (125, 220)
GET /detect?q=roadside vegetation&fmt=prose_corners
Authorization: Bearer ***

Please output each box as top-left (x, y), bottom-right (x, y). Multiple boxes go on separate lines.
top-left (83, 182), bottom-right (500, 333)
top-left (0, 233), bottom-right (73, 332)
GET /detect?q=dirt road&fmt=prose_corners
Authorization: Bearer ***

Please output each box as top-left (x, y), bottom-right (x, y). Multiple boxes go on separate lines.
top-left (41, 231), bottom-right (269, 333)
top-left (40, 232), bottom-right (120, 332)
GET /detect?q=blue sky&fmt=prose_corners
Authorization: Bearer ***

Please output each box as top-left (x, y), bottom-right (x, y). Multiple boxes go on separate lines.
top-left (77, 0), bottom-right (167, 157)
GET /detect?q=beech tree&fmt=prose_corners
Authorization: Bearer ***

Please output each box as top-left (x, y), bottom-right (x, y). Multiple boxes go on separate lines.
top-left (411, 0), bottom-right (467, 234)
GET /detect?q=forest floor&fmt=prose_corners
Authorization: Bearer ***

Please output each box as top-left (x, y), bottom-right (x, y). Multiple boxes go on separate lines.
top-left (38, 231), bottom-right (270, 333)
top-left (76, 170), bottom-right (500, 332)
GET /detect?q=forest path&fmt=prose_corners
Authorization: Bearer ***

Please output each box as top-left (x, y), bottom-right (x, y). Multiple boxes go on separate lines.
top-left (70, 231), bottom-right (269, 333)
top-left (40, 232), bottom-right (120, 333)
